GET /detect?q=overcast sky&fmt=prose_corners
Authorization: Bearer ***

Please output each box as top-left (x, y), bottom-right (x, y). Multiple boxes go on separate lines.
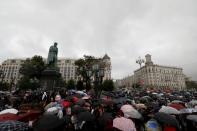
top-left (0, 0), bottom-right (197, 80)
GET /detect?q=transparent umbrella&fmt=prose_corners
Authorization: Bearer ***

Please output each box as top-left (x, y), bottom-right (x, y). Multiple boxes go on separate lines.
top-left (159, 106), bottom-right (180, 115)
top-left (121, 104), bottom-right (142, 119)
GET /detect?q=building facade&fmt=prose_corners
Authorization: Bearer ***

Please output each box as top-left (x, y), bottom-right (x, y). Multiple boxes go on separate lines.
top-left (102, 54), bottom-right (112, 80)
top-left (57, 58), bottom-right (78, 82)
top-left (0, 59), bottom-right (25, 85)
top-left (134, 54), bottom-right (186, 90)
top-left (115, 75), bottom-right (135, 89)
top-left (0, 54), bottom-right (112, 85)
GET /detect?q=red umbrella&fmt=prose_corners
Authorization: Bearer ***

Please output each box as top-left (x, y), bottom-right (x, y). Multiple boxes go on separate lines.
top-left (72, 96), bottom-right (79, 103)
top-left (168, 103), bottom-right (185, 110)
top-left (62, 101), bottom-right (71, 108)
top-left (0, 113), bottom-right (21, 122)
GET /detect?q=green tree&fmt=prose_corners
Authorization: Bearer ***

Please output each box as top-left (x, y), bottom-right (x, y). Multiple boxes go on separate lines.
top-left (102, 79), bottom-right (114, 91)
top-left (18, 55), bottom-right (46, 90)
top-left (75, 55), bottom-right (97, 90)
top-left (186, 81), bottom-right (197, 89)
top-left (76, 80), bottom-right (84, 90)
top-left (0, 70), bottom-right (9, 91)
top-left (0, 82), bottom-right (9, 91)
top-left (19, 55), bottom-right (46, 79)
top-left (56, 77), bottom-right (66, 88)
top-left (66, 79), bottom-right (75, 90)
top-left (17, 76), bottom-right (33, 90)
top-left (132, 83), bottom-right (140, 88)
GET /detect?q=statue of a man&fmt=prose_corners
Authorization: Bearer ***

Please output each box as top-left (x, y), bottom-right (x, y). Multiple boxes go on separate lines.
top-left (47, 42), bottom-right (58, 67)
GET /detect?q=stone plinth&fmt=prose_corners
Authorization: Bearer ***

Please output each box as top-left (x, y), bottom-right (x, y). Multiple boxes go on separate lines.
top-left (40, 68), bottom-right (61, 90)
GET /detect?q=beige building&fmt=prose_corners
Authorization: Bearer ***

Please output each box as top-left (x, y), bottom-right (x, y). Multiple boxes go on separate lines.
top-left (0, 54), bottom-right (112, 85)
top-left (0, 58), bottom-right (78, 85)
top-left (134, 54), bottom-right (186, 90)
top-left (115, 75), bottom-right (135, 89)
top-left (102, 54), bottom-right (111, 80)
top-left (76, 54), bottom-right (112, 82)
top-left (56, 55), bottom-right (112, 83)
top-left (0, 59), bottom-right (25, 85)
top-left (117, 54), bottom-right (186, 90)
top-left (57, 58), bottom-right (78, 82)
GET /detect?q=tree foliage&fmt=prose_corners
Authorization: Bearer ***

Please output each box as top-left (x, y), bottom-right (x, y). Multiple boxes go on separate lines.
top-left (18, 55), bottom-right (45, 90)
top-left (0, 82), bottom-right (9, 91)
top-left (76, 80), bottom-right (84, 90)
top-left (75, 55), bottom-right (97, 89)
top-left (102, 79), bottom-right (114, 91)
top-left (66, 79), bottom-right (75, 90)
top-left (56, 77), bottom-right (66, 88)
top-left (132, 83), bottom-right (141, 88)
top-left (17, 76), bottom-right (39, 90)
top-left (19, 55), bottom-right (46, 79)
top-left (186, 81), bottom-right (197, 89)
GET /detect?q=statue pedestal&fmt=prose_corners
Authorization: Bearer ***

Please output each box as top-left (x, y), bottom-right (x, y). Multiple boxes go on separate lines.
top-left (40, 67), bottom-right (61, 90)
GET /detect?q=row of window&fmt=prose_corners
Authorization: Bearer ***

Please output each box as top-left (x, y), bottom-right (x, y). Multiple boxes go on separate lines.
top-left (1, 66), bottom-right (19, 70)
top-left (140, 67), bottom-right (182, 74)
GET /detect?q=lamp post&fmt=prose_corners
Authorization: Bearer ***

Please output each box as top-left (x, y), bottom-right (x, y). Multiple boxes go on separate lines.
top-left (92, 63), bottom-right (105, 98)
top-left (87, 62), bottom-right (104, 98)
top-left (136, 57), bottom-right (145, 89)
top-left (80, 62), bottom-right (105, 98)
top-left (136, 56), bottom-right (144, 68)
top-left (86, 68), bottom-right (92, 90)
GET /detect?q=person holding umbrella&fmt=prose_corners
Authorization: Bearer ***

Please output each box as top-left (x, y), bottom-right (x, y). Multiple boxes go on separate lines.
top-left (113, 110), bottom-right (136, 131)
top-left (154, 112), bottom-right (180, 131)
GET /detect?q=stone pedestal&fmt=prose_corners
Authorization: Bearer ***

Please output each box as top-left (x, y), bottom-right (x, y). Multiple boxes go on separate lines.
top-left (40, 68), bottom-right (61, 90)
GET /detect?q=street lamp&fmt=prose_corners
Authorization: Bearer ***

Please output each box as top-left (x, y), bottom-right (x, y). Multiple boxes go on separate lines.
top-left (86, 70), bottom-right (92, 78)
top-left (92, 63), bottom-right (105, 98)
top-left (136, 56), bottom-right (144, 68)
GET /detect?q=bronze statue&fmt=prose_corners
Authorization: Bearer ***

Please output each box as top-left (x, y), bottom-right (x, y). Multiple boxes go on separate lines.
top-left (47, 42), bottom-right (58, 67)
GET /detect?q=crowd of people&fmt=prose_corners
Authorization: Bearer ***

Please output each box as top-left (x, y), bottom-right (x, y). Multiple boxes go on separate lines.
top-left (0, 88), bottom-right (197, 131)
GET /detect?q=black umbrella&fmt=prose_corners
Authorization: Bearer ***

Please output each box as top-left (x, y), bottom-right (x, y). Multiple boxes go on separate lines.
top-left (33, 114), bottom-right (64, 131)
top-left (187, 115), bottom-right (197, 123)
top-left (77, 111), bottom-right (95, 122)
top-left (76, 99), bottom-right (85, 106)
top-left (0, 120), bottom-right (29, 131)
top-left (72, 105), bottom-right (85, 114)
top-left (140, 96), bottom-right (152, 103)
top-left (73, 93), bottom-right (83, 98)
top-left (154, 112), bottom-right (179, 127)
top-left (113, 97), bottom-right (127, 104)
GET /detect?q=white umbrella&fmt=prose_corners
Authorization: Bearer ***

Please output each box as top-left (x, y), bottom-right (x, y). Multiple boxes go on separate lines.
top-left (180, 108), bottom-right (197, 114)
top-left (187, 115), bottom-right (197, 123)
top-left (76, 91), bottom-right (87, 96)
top-left (46, 107), bottom-right (59, 115)
top-left (159, 106), bottom-right (180, 115)
top-left (121, 104), bottom-right (142, 119)
top-left (135, 104), bottom-right (147, 109)
top-left (188, 100), bottom-right (197, 107)
top-left (0, 108), bottom-right (18, 115)
top-left (82, 95), bottom-right (91, 100)
top-left (113, 117), bottom-right (136, 131)
top-left (44, 102), bottom-right (57, 111)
